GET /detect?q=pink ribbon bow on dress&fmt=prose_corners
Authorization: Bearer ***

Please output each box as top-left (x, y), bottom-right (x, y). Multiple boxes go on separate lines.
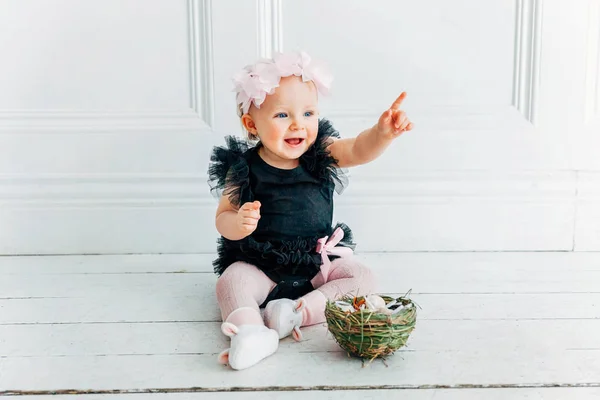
top-left (316, 227), bottom-right (354, 282)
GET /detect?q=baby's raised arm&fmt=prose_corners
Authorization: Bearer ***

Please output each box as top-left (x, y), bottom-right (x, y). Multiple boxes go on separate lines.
top-left (328, 92), bottom-right (413, 168)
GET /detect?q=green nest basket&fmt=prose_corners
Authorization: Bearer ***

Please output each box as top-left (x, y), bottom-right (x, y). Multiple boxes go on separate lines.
top-left (325, 294), bottom-right (417, 362)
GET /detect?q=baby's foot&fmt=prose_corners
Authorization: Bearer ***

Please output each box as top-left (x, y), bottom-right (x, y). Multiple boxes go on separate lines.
top-left (263, 298), bottom-right (305, 341)
top-left (218, 323), bottom-right (279, 370)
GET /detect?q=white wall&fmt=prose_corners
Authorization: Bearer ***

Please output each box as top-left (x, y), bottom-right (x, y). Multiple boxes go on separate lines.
top-left (0, 0), bottom-right (598, 255)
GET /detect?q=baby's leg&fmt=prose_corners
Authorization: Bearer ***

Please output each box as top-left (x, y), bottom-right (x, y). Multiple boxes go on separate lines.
top-left (302, 256), bottom-right (376, 326)
top-left (215, 261), bottom-right (279, 370)
top-left (216, 261), bottom-right (277, 323)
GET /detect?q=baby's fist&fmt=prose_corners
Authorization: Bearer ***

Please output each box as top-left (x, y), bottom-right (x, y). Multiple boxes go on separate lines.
top-left (236, 201), bottom-right (261, 237)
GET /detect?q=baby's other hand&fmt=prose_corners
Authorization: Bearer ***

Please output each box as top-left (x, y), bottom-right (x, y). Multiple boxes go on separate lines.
top-left (236, 201), bottom-right (261, 236)
top-left (376, 92), bottom-right (414, 139)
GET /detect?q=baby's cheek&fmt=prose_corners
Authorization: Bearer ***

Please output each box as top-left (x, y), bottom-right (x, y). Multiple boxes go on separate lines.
top-left (269, 122), bottom-right (287, 138)
top-left (308, 126), bottom-right (319, 141)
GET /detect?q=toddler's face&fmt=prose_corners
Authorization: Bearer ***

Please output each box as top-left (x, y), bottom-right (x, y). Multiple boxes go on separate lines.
top-left (247, 76), bottom-right (319, 169)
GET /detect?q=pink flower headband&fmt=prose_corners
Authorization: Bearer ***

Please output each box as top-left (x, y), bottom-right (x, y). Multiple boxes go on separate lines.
top-left (233, 51), bottom-right (333, 114)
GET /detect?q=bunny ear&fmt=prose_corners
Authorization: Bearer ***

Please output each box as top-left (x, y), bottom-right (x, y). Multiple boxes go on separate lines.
top-left (218, 349), bottom-right (230, 365)
top-left (294, 299), bottom-right (306, 313)
top-left (221, 322), bottom-right (239, 337)
top-left (292, 326), bottom-right (303, 342)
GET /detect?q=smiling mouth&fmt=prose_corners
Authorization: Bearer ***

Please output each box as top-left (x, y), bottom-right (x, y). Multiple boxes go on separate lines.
top-left (284, 138), bottom-right (304, 146)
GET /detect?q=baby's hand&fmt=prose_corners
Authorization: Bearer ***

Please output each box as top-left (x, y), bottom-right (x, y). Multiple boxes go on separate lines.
top-left (236, 201), bottom-right (261, 236)
top-left (376, 92), bottom-right (414, 139)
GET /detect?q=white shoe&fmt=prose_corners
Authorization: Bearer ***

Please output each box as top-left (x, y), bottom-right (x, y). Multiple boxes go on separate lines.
top-left (263, 298), bottom-right (305, 341)
top-left (217, 323), bottom-right (279, 370)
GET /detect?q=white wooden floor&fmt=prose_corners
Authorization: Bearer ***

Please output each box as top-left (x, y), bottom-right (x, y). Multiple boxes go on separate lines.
top-left (1, 252), bottom-right (600, 399)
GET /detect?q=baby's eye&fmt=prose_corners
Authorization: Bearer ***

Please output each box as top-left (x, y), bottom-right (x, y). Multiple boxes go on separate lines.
top-left (275, 112), bottom-right (288, 118)
top-left (304, 111), bottom-right (314, 117)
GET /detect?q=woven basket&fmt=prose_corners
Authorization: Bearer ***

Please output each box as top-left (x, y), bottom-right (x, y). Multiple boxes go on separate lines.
top-left (325, 294), bottom-right (417, 362)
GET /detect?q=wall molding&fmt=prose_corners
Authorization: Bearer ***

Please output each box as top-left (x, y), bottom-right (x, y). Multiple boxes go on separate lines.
top-left (0, 105), bottom-right (532, 133)
top-left (0, 110), bottom-right (207, 132)
top-left (0, 171), bottom-right (575, 207)
top-left (585, 0), bottom-right (600, 124)
top-left (327, 105), bottom-right (532, 132)
top-left (0, 0), bottom-right (215, 132)
top-left (0, 173), bottom-right (207, 206)
top-left (188, 0), bottom-right (215, 128)
top-left (327, 1), bottom-right (544, 129)
top-left (0, 170), bottom-right (576, 254)
top-left (512, 0), bottom-right (543, 125)
top-left (257, 0), bottom-right (283, 58)
top-left (342, 170), bottom-right (575, 204)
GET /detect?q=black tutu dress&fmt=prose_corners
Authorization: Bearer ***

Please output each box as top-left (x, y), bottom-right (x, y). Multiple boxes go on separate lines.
top-left (207, 119), bottom-right (356, 305)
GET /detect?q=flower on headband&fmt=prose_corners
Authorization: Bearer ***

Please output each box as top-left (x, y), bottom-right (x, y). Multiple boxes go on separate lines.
top-left (232, 60), bottom-right (279, 115)
top-left (273, 52), bottom-right (333, 97)
top-left (233, 51), bottom-right (333, 114)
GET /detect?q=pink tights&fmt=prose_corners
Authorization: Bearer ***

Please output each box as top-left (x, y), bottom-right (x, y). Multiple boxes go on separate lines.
top-left (215, 256), bottom-right (376, 327)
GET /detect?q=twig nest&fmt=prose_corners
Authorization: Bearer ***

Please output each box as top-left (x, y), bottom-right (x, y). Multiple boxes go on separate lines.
top-left (325, 294), bottom-right (417, 362)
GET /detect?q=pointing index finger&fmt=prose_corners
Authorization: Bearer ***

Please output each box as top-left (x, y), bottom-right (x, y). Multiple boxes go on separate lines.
top-left (391, 92), bottom-right (407, 110)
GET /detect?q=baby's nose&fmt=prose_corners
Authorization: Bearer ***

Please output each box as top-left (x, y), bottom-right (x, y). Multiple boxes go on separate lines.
top-left (290, 121), bottom-right (304, 130)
